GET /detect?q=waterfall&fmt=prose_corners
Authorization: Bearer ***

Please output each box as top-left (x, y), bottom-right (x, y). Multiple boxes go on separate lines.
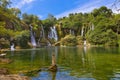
top-left (47, 41), bottom-right (51, 46)
top-left (69, 29), bottom-right (72, 34)
top-left (70, 29), bottom-right (75, 35)
top-left (84, 40), bottom-right (86, 46)
top-left (90, 23), bottom-right (94, 31)
top-left (48, 26), bottom-right (58, 41)
top-left (91, 23), bottom-right (94, 30)
top-left (41, 25), bottom-right (45, 38)
top-left (10, 43), bottom-right (15, 51)
top-left (81, 27), bottom-right (84, 36)
top-left (30, 25), bottom-right (37, 47)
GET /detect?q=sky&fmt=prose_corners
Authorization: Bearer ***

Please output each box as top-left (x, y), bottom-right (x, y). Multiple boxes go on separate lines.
top-left (11, 0), bottom-right (120, 20)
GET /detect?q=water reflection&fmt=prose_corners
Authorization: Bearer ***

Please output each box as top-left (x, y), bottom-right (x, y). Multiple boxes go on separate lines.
top-left (30, 48), bottom-right (36, 67)
top-left (5, 47), bottom-right (120, 80)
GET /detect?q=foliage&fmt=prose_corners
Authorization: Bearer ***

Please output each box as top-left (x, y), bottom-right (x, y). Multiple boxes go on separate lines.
top-left (92, 6), bottom-right (112, 18)
top-left (76, 36), bottom-right (84, 45)
top-left (14, 30), bottom-right (30, 48)
top-left (0, 25), bottom-right (15, 38)
top-left (42, 14), bottom-right (57, 36)
top-left (86, 28), bottom-right (118, 46)
top-left (0, 38), bottom-right (10, 48)
top-left (0, 2), bottom-right (120, 48)
top-left (0, 0), bottom-right (11, 9)
top-left (60, 35), bottom-right (77, 46)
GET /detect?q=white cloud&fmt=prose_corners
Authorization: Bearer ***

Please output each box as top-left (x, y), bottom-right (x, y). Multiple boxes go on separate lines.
top-left (108, 0), bottom-right (120, 14)
top-left (55, 0), bottom-right (117, 19)
top-left (14, 0), bottom-right (35, 9)
top-left (38, 14), bottom-right (43, 19)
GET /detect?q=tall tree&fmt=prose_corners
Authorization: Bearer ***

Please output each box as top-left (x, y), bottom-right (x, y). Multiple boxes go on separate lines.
top-left (0, 0), bottom-right (11, 9)
top-left (92, 6), bottom-right (113, 18)
top-left (9, 8), bottom-right (21, 17)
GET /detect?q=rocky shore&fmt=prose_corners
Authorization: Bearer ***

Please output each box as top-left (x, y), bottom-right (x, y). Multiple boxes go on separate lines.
top-left (0, 68), bottom-right (31, 80)
top-left (0, 51), bottom-right (31, 80)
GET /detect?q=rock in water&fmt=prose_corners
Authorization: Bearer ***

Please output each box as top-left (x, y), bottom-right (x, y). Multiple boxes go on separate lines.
top-left (48, 54), bottom-right (57, 72)
top-left (49, 64), bottom-right (57, 72)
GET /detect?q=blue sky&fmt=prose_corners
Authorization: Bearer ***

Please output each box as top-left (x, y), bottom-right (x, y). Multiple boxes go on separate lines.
top-left (11, 0), bottom-right (119, 19)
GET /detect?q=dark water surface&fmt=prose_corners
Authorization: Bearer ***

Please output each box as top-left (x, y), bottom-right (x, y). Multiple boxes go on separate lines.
top-left (1, 46), bottom-right (120, 80)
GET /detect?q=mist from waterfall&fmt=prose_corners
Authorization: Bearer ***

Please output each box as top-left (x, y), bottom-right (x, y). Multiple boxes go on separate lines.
top-left (48, 26), bottom-right (58, 41)
top-left (30, 25), bottom-right (37, 47)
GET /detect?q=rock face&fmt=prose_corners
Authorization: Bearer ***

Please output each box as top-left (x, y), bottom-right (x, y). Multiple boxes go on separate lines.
top-left (0, 75), bottom-right (31, 80)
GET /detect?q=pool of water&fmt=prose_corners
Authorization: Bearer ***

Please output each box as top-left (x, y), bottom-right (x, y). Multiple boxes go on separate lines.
top-left (1, 46), bottom-right (120, 80)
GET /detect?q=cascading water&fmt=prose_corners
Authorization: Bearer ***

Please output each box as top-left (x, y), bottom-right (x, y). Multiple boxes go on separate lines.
top-left (30, 25), bottom-right (37, 47)
top-left (81, 27), bottom-right (84, 36)
top-left (91, 23), bottom-right (94, 30)
top-left (84, 40), bottom-right (86, 46)
top-left (10, 43), bottom-right (15, 51)
top-left (90, 23), bottom-right (94, 31)
top-left (69, 29), bottom-right (75, 35)
top-left (41, 25), bottom-right (45, 39)
top-left (48, 26), bottom-right (58, 41)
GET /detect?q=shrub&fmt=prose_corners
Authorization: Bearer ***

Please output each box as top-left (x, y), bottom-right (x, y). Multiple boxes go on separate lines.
top-left (14, 30), bottom-right (30, 48)
top-left (60, 35), bottom-right (77, 46)
top-left (86, 29), bottom-right (118, 46)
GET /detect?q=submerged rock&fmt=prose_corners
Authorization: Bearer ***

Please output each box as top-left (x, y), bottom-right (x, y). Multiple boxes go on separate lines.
top-left (0, 75), bottom-right (31, 80)
top-left (0, 68), bottom-right (31, 80)
top-left (25, 69), bottom-right (41, 77)
top-left (0, 58), bottom-right (12, 64)
top-left (0, 68), bottom-right (9, 75)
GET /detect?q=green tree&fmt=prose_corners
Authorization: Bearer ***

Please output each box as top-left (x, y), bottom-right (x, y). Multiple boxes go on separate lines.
top-left (9, 8), bottom-right (21, 17)
top-left (92, 6), bottom-right (112, 18)
top-left (0, 0), bottom-right (11, 9)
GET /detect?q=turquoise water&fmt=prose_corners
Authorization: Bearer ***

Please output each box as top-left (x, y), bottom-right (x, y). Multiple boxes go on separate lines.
top-left (2, 46), bottom-right (120, 80)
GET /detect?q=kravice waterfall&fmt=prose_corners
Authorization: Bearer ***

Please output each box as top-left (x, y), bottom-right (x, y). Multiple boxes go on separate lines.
top-left (30, 25), bottom-right (37, 47)
top-left (48, 26), bottom-right (58, 41)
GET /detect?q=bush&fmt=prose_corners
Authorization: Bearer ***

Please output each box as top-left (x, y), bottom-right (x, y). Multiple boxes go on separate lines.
top-left (76, 36), bottom-right (83, 45)
top-left (14, 30), bottom-right (30, 48)
top-left (86, 29), bottom-right (118, 46)
top-left (0, 38), bottom-right (10, 48)
top-left (60, 35), bottom-right (77, 46)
